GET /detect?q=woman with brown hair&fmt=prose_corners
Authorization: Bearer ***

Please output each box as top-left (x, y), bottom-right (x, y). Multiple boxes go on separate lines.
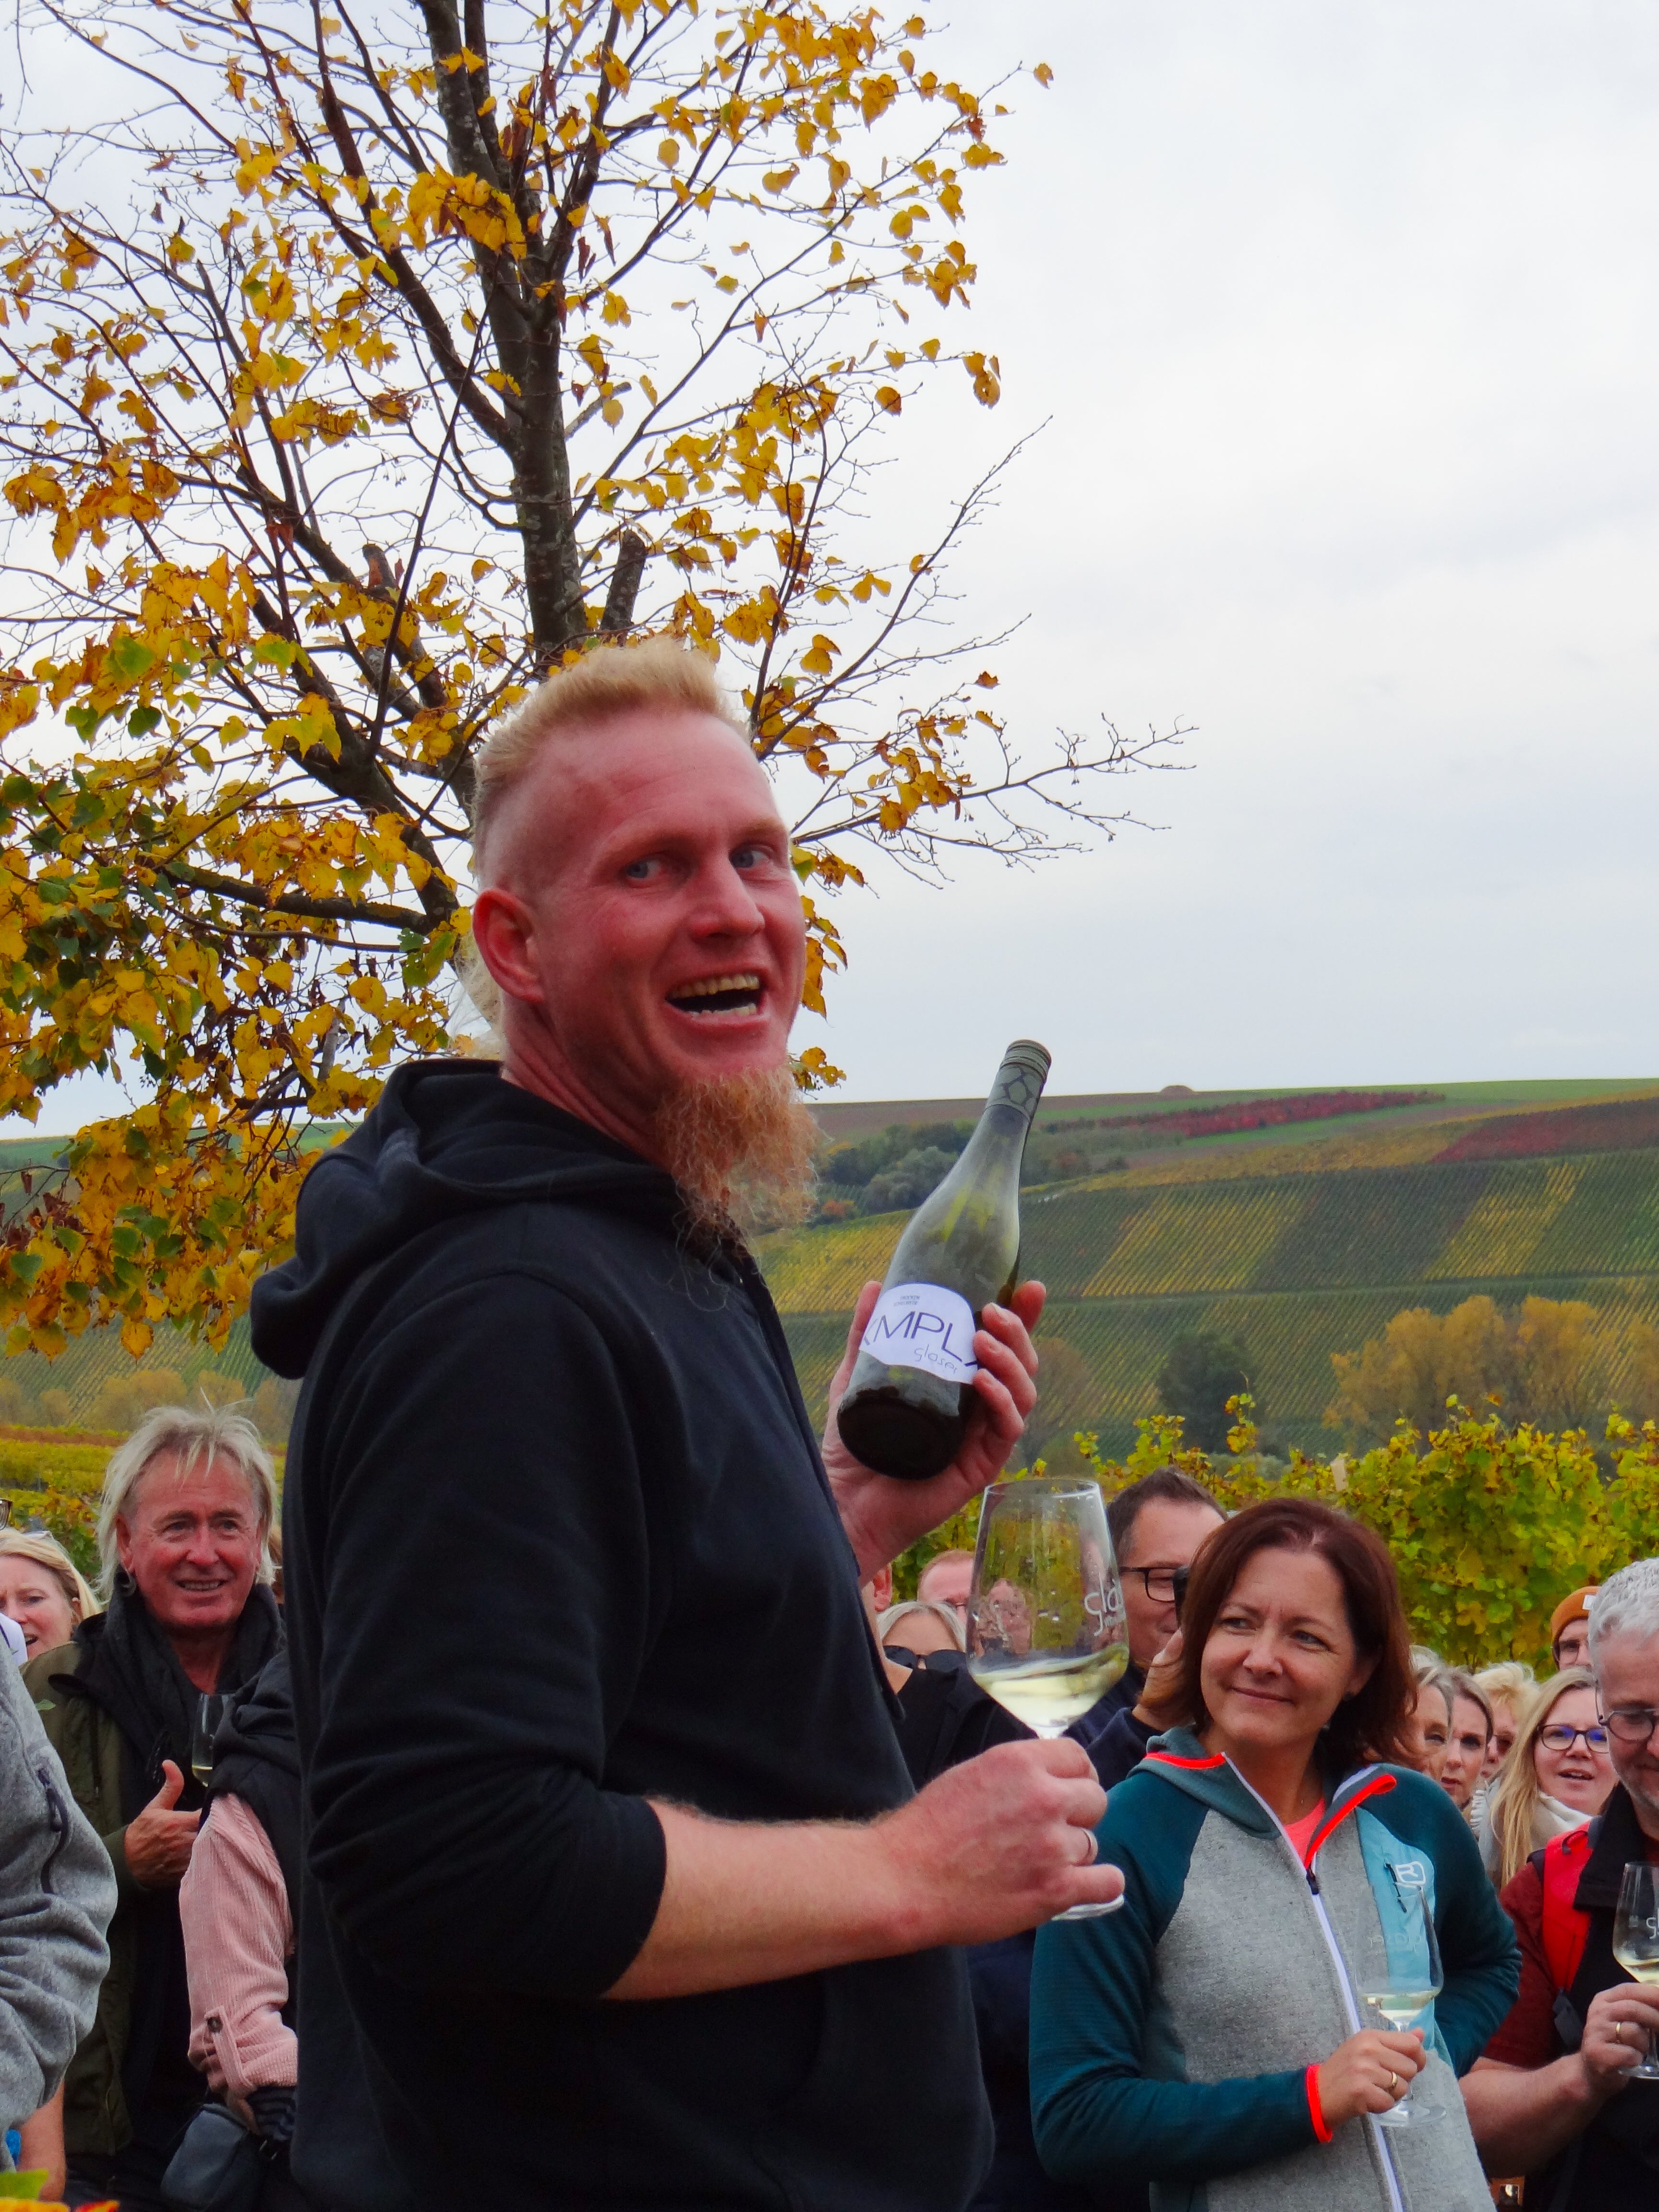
top-left (1481, 1668), bottom-right (1614, 1889)
top-left (1031, 1497), bottom-right (1519, 2212)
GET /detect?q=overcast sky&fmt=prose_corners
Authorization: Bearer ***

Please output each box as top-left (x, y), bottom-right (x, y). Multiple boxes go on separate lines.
top-left (803, 0), bottom-right (1659, 1101)
top-left (12, 0), bottom-right (1659, 1129)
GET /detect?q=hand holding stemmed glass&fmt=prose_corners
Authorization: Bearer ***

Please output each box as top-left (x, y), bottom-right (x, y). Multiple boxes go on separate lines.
top-left (1356, 1884), bottom-right (1444, 2127)
top-left (1612, 1861), bottom-right (1659, 2079)
top-left (965, 1476), bottom-right (1128, 1921)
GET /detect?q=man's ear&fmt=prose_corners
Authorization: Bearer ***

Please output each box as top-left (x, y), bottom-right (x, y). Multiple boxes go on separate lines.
top-left (470, 885), bottom-right (546, 1006)
top-left (870, 1564), bottom-right (893, 1612)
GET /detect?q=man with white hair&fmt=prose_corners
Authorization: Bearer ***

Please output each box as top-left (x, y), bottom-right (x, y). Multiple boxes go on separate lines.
top-left (25, 1403), bottom-right (282, 2212)
top-left (1463, 1556), bottom-right (1659, 2208)
top-left (252, 640), bottom-right (1118, 2212)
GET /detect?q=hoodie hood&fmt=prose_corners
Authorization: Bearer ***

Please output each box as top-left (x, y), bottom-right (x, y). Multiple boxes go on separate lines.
top-left (250, 1059), bottom-right (682, 1378)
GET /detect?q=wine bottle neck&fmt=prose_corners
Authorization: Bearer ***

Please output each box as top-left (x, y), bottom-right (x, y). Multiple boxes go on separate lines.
top-left (984, 1049), bottom-right (1049, 1132)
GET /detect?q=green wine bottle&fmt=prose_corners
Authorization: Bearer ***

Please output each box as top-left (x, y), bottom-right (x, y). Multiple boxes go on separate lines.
top-left (835, 1040), bottom-right (1050, 1481)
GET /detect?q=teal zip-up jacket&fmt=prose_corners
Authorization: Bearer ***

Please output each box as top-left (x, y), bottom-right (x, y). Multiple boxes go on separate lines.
top-left (1030, 1730), bottom-right (1519, 2212)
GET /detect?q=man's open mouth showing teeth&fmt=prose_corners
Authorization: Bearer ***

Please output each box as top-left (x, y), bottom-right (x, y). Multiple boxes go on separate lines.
top-left (666, 973), bottom-right (762, 1015)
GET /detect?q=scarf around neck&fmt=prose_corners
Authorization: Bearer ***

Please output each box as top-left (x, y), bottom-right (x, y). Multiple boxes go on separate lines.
top-left (71, 1575), bottom-right (284, 1820)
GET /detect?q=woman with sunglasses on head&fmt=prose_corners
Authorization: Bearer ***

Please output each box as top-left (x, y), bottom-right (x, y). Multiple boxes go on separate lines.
top-left (1031, 1497), bottom-right (1518, 2212)
top-left (1482, 1670), bottom-right (1615, 1889)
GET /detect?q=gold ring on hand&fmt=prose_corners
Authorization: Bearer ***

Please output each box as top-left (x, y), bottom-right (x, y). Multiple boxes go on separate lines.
top-left (1387, 2070), bottom-right (1400, 2095)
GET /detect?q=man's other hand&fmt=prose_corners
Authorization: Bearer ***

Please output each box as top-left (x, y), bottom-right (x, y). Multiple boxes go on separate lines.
top-left (126, 1759), bottom-right (200, 1889)
top-left (1580, 1982), bottom-right (1659, 2098)
top-left (823, 1278), bottom-right (1044, 1579)
top-left (881, 1737), bottom-right (1120, 1942)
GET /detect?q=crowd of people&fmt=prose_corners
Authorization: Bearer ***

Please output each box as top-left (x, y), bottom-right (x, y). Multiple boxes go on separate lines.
top-left (3, 1419), bottom-right (1655, 2212)
top-left (0, 642), bottom-right (1657, 2212)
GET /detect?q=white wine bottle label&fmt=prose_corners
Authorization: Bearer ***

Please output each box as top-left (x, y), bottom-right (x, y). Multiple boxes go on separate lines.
top-left (859, 1284), bottom-right (980, 1384)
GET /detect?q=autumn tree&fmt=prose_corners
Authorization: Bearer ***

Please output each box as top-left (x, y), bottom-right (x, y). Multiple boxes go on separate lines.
top-left (1327, 1294), bottom-right (1612, 1444)
top-left (0, 0), bottom-right (1169, 1360)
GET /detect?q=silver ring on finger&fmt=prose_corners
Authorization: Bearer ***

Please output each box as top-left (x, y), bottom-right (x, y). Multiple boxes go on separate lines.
top-left (1080, 1829), bottom-right (1098, 1865)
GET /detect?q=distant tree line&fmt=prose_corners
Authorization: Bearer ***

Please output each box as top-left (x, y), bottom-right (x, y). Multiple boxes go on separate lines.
top-left (0, 1364), bottom-right (297, 1441)
top-left (1327, 1294), bottom-right (1659, 1443)
top-left (814, 1120), bottom-right (1126, 1223)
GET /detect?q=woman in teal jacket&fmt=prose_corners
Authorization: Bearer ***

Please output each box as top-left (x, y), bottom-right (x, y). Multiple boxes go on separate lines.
top-left (1030, 1498), bottom-right (1518, 2212)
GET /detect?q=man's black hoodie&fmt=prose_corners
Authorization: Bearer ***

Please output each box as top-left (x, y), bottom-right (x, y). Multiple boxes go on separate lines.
top-left (251, 1061), bottom-right (991, 2212)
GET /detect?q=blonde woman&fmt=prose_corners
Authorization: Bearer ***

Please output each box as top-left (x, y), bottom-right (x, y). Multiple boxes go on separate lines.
top-left (1467, 1659), bottom-right (1535, 1854)
top-left (877, 1598), bottom-right (967, 1664)
top-left (0, 1528), bottom-right (97, 1659)
top-left (1482, 1669), bottom-right (1615, 1888)
top-left (1474, 1659), bottom-right (1535, 1778)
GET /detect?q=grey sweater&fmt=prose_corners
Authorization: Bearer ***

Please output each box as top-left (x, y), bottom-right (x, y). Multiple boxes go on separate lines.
top-left (0, 1653), bottom-right (116, 2156)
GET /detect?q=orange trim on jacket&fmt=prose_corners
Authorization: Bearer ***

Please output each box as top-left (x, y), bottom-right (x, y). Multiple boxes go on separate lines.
top-left (1300, 1773), bottom-right (1398, 1870)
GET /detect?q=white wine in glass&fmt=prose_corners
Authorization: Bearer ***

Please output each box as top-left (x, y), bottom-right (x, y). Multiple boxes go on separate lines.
top-left (1612, 1862), bottom-right (1659, 2080)
top-left (192, 1692), bottom-right (228, 1791)
top-left (966, 1475), bottom-right (1128, 1921)
top-left (1357, 1884), bottom-right (1444, 2127)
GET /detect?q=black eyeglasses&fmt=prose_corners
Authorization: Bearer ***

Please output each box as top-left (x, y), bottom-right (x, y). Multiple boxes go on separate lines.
top-left (1124, 1565), bottom-right (1186, 1604)
top-left (1537, 1723), bottom-right (1609, 1753)
top-left (1600, 1707), bottom-right (1659, 1745)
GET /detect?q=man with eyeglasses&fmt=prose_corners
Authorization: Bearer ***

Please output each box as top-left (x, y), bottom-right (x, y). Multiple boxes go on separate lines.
top-left (1069, 1468), bottom-right (1224, 1774)
top-left (1551, 1586), bottom-right (1599, 1672)
top-left (1464, 1556), bottom-right (1659, 2210)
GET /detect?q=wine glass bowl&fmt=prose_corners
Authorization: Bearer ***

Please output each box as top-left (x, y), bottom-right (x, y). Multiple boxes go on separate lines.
top-left (192, 1692), bottom-right (228, 1791)
top-left (1612, 1862), bottom-right (1659, 2080)
top-left (1356, 1882), bottom-right (1445, 2127)
top-left (967, 1476), bottom-right (1128, 1920)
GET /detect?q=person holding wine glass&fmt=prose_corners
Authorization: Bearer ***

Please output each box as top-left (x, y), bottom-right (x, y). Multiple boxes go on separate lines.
top-left (1030, 1496), bottom-right (1518, 2211)
top-left (24, 1403), bottom-right (281, 2212)
top-left (252, 642), bottom-right (1121, 2212)
top-left (1463, 1554), bottom-right (1659, 2211)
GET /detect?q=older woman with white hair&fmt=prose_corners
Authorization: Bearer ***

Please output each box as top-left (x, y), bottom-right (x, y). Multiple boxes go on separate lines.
top-left (24, 1401), bottom-right (283, 2212)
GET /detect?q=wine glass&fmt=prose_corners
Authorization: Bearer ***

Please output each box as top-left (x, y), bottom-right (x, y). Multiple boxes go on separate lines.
top-left (1612, 1862), bottom-right (1659, 2078)
top-left (192, 1692), bottom-right (228, 1791)
top-left (966, 1476), bottom-right (1128, 1921)
top-left (1357, 1882), bottom-right (1444, 2126)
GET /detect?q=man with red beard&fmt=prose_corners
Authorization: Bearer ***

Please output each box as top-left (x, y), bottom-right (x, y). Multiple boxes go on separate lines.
top-left (250, 642), bottom-right (1118, 2212)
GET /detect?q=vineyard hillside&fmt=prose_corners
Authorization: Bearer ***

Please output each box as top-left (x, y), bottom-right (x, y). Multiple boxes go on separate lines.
top-left (6, 1076), bottom-right (1659, 1458)
top-left (762, 1076), bottom-right (1659, 1452)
